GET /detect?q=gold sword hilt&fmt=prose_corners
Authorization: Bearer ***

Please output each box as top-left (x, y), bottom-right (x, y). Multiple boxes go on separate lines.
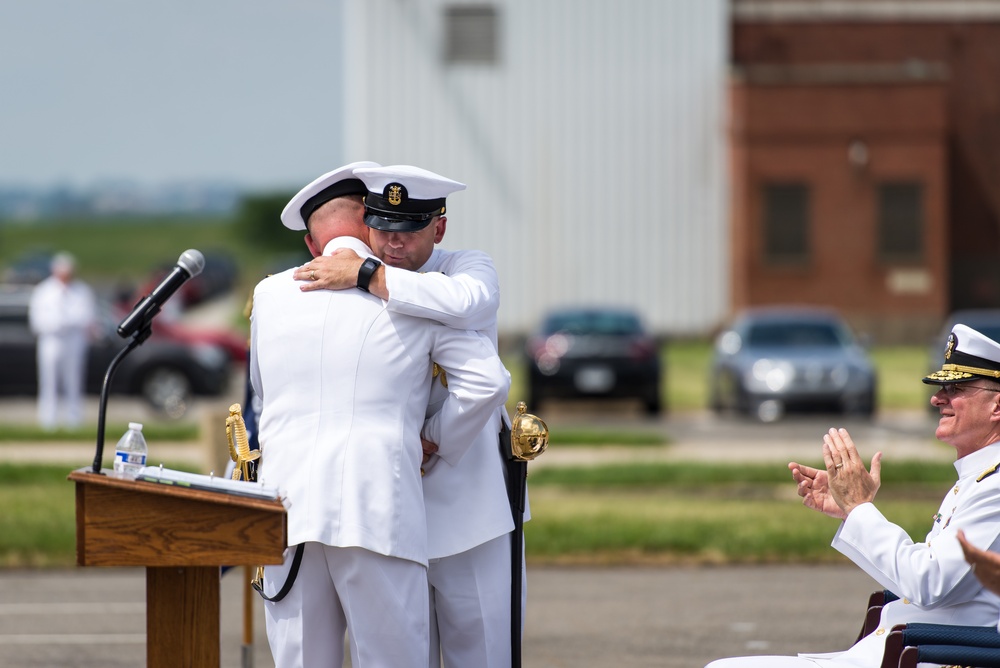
top-left (510, 401), bottom-right (548, 461)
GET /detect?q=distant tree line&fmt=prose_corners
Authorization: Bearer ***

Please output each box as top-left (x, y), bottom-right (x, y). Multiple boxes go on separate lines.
top-left (235, 191), bottom-right (301, 254)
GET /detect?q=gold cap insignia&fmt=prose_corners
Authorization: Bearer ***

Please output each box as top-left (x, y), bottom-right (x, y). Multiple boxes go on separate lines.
top-left (388, 184), bottom-right (403, 206)
top-left (945, 333), bottom-right (956, 360)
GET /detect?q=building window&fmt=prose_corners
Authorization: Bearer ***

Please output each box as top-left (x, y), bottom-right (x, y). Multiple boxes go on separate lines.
top-left (444, 5), bottom-right (498, 64)
top-left (762, 183), bottom-right (810, 265)
top-left (878, 182), bottom-right (924, 262)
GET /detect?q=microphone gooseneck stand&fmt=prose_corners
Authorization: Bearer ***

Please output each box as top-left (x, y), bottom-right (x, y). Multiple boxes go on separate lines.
top-left (91, 319), bottom-right (155, 474)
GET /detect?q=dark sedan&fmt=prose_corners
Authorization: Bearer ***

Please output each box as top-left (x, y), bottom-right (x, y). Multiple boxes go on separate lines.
top-left (0, 285), bottom-right (233, 418)
top-left (525, 307), bottom-right (663, 415)
top-left (709, 306), bottom-right (877, 422)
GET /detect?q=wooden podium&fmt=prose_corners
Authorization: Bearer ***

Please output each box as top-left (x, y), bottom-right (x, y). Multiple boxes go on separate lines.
top-left (69, 469), bottom-right (287, 668)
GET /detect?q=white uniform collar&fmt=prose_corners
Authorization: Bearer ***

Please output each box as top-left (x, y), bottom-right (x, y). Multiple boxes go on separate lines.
top-left (955, 441), bottom-right (1000, 479)
top-left (323, 236), bottom-right (374, 258)
top-left (416, 248), bottom-right (444, 273)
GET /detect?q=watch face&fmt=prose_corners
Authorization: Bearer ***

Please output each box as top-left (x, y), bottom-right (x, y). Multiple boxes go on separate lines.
top-left (358, 257), bottom-right (380, 292)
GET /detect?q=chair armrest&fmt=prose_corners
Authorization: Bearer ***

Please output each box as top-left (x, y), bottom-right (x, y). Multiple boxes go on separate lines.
top-left (901, 643), bottom-right (1000, 668)
top-left (901, 623), bottom-right (1000, 648)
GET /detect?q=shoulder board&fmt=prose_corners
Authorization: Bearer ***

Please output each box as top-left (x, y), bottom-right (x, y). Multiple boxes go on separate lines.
top-left (977, 462), bottom-right (1000, 482)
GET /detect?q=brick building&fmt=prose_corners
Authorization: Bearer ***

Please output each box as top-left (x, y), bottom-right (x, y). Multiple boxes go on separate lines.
top-left (730, 0), bottom-right (1000, 342)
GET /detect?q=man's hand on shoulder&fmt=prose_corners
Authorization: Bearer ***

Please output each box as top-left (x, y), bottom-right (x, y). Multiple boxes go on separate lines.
top-left (294, 249), bottom-right (365, 292)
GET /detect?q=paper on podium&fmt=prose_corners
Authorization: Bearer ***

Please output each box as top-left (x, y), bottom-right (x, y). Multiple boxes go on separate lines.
top-left (137, 466), bottom-right (281, 500)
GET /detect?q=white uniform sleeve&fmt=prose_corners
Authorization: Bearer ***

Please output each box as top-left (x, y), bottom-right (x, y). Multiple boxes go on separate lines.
top-left (422, 328), bottom-right (510, 466)
top-left (384, 250), bottom-right (499, 331)
top-left (833, 486), bottom-right (1000, 608)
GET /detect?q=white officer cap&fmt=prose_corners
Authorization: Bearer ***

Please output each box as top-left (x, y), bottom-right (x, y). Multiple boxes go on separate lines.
top-left (354, 164), bottom-right (466, 233)
top-left (924, 323), bottom-right (1000, 384)
top-left (281, 160), bottom-right (381, 231)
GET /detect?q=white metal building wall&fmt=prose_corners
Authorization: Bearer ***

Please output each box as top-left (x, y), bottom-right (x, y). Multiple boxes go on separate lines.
top-left (343, 0), bottom-right (728, 338)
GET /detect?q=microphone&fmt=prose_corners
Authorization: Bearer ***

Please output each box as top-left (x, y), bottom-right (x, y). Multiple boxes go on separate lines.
top-left (117, 249), bottom-right (205, 338)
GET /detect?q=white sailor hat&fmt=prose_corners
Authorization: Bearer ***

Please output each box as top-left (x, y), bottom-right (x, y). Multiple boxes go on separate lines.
top-left (924, 323), bottom-right (1000, 384)
top-left (280, 161), bottom-right (381, 231)
top-left (354, 165), bottom-right (466, 233)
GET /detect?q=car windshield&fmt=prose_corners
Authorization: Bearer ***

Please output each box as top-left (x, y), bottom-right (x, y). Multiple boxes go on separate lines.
top-left (544, 312), bottom-right (643, 336)
top-left (746, 322), bottom-right (845, 348)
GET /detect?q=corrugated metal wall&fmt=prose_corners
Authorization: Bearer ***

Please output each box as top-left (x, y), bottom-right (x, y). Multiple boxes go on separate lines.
top-left (343, 0), bottom-right (728, 338)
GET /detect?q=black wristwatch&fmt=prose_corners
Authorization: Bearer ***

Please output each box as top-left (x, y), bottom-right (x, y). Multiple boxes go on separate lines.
top-left (357, 257), bottom-right (382, 293)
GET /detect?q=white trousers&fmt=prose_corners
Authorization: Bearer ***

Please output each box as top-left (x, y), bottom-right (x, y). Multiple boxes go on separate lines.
top-left (427, 533), bottom-right (527, 668)
top-left (36, 333), bottom-right (87, 429)
top-left (263, 542), bottom-right (429, 668)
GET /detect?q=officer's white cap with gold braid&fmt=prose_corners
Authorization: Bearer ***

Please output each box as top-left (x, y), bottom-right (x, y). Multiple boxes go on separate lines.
top-left (924, 323), bottom-right (1000, 384)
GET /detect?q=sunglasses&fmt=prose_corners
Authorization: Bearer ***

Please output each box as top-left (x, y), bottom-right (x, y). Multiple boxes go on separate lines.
top-left (938, 383), bottom-right (1000, 397)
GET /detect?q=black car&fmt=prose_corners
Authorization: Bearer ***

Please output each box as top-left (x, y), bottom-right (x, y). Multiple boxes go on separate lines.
top-left (524, 307), bottom-right (663, 415)
top-left (0, 284), bottom-right (233, 418)
top-left (709, 306), bottom-right (877, 422)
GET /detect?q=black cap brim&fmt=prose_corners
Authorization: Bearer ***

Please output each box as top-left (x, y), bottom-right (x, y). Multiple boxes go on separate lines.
top-left (364, 213), bottom-right (433, 233)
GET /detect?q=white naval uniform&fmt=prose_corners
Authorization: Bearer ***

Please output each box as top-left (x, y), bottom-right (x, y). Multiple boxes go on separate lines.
top-left (385, 247), bottom-right (525, 668)
top-left (706, 442), bottom-right (1000, 668)
top-left (27, 276), bottom-right (95, 429)
top-left (250, 237), bottom-right (510, 668)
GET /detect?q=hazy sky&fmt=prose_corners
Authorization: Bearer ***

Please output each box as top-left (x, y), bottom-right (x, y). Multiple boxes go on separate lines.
top-left (0, 1), bottom-right (347, 191)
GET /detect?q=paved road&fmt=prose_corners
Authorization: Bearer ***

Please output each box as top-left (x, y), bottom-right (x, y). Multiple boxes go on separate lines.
top-left (0, 563), bottom-right (880, 668)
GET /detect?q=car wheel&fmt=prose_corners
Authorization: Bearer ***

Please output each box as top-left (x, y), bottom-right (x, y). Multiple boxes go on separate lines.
top-left (709, 383), bottom-right (724, 413)
top-left (643, 392), bottom-right (662, 416)
top-left (140, 366), bottom-right (193, 419)
top-left (842, 393), bottom-right (876, 418)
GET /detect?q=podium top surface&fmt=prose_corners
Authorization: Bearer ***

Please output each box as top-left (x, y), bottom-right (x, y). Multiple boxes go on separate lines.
top-left (68, 468), bottom-right (286, 514)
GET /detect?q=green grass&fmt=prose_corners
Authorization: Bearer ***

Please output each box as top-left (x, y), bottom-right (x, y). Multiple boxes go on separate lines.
top-left (1, 460), bottom-right (954, 567)
top-left (525, 461), bottom-right (950, 564)
top-left (0, 422), bottom-right (199, 442)
top-left (0, 464), bottom-right (77, 567)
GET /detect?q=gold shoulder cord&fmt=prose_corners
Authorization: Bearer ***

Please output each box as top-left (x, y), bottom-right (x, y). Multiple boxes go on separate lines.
top-left (978, 462), bottom-right (1000, 482)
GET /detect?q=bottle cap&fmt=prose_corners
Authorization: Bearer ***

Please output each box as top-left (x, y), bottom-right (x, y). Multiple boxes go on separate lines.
top-left (128, 422), bottom-right (143, 431)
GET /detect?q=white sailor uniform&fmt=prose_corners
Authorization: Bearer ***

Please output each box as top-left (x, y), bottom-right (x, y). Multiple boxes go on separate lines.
top-left (385, 246), bottom-right (526, 667)
top-left (250, 236), bottom-right (510, 668)
top-left (706, 442), bottom-right (1000, 668)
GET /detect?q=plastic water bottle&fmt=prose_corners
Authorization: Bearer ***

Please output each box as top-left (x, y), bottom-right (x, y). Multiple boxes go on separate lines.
top-left (113, 422), bottom-right (148, 478)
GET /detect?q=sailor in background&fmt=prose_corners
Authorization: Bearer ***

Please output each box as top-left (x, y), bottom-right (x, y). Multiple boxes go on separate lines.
top-left (28, 251), bottom-right (95, 430)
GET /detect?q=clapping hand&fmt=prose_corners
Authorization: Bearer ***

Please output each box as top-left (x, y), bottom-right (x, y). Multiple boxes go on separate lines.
top-left (788, 460), bottom-right (847, 520)
top-left (822, 427), bottom-right (882, 516)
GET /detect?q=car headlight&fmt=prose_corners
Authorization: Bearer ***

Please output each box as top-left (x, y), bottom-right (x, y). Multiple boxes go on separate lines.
top-left (830, 363), bottom-right (849, 389)
top-left (192, 343), bottom-right (228, 369)
top-left (746, 359), bottom-right (795, 392)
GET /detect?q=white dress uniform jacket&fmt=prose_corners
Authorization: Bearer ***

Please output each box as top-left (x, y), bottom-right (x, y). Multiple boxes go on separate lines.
top-left (250, 237), bottom-right (510, 566)
top-left (385, 247), bottom-right (517, 557)
top-left (708, 442), bottom-right (1000, 668)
